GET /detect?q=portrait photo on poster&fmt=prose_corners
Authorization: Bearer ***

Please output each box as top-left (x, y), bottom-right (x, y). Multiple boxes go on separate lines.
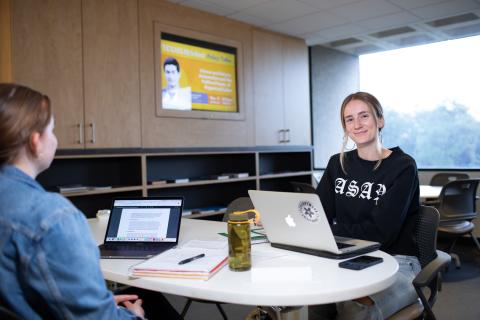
top-left (162, 57), bottom-right (192, 111)
top-left (154, 23), bottom-right (245, 121)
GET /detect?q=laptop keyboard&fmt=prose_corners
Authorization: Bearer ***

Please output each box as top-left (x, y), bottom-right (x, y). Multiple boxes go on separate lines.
top-left (103, 244), bottom-right (160, 251)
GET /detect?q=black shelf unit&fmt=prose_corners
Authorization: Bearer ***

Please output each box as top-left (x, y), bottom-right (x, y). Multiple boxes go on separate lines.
top-left (38, 147), bottom-right (313, 219)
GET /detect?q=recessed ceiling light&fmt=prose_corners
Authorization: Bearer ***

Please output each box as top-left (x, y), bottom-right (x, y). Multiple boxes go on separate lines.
top-left (329, 37), bottom-right (362, 47)
top-left (370, 26), bottom-right (416, 39)
top-left (427, 13), bottom-right (479, 28)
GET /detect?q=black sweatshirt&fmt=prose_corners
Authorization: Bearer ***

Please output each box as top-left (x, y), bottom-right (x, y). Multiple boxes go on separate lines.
top-left (316, 147), bottom-right (420, 256)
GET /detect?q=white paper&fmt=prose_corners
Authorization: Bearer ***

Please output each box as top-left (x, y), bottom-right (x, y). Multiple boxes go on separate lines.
top-left (130, 240), bottom-right (228, 274)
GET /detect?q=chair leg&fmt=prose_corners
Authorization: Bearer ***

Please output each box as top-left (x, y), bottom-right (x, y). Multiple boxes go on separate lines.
top-left (450, 253), bottom-right (461, 269)
top-left (470, 232), bottom-right (480, 251)
top-left (447, 237), bottom-right (458, 253)
top-left (215, 303), bottom-right (228, 320)
top-left (245, 307), bottom-right (275, 320)
top-left (181, 299), bottom-right (193, 318)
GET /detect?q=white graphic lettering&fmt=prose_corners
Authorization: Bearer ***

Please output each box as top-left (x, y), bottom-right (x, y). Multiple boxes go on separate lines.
top-left (335, 178), bottom-right (347, 194)
top-left (373, 184), bottom-right (386, 205)
top-left (359, 182), bottom-right (373, 200)
top-left (333, 178), bottom-right (387, 206)
top-left (346, 180), bottom-right (359, 197)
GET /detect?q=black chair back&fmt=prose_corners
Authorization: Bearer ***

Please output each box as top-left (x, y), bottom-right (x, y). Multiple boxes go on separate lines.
top-left (415, 206), bottom-right (440, 268)
top-left (223, 197), bottom-right (254, 222)
top-left (437, 178), bottom-right (480, 222)
top-left (430, 173), bottom-right (469, 186)
top-left (290, 181), bottom-right (316, 194)
top-left (0, 305), bottom-right (21, 320)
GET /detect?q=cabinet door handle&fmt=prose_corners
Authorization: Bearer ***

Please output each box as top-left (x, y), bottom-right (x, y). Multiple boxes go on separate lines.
top-left (89, 122), bottom-right (96, 144)
top-left (77, 123), bottom-right (84, 144)
top-left (278, 129), bottom-right (285, 143)
top-left (284, 129), bottom-right (290, 143)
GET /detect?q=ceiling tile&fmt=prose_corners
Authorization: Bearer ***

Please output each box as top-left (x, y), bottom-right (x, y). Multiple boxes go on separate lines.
top-left (180, 0), bottom-right (235, 16)
top-left (305, 34), bottom-right (332, 46)
top-left (240, 0), bottom-right (317, 23)
top-left (171, 0), bottom-right (480, 54)
top-left (388, 0), bottom-right (446, 10)
top-left (329, 0), bottom-right (402, 22)
top-left (307, 23), bottom-right (369, 40)
top-left (297, 0), bottom-right (359, 10)
top-left (228, 12), bottom-right (272, 27)
top-left (443, 21), bottom-right (480, 37)
top-left (358, 11), bottom-right (420, 30)
top-left (268, 10), bottom-right (348, 36)
top-left (412, 0), bottom-right (480, 20)
top-left (201, 0), bottom-right (271, 11)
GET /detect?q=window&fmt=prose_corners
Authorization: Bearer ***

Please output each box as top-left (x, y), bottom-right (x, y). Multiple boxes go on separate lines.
top-left (360, 35), bottom-right (480, 169)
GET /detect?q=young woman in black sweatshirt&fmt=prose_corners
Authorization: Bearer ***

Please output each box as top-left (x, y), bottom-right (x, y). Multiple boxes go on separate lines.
top-left (310, 92), bottom-right (421, 320)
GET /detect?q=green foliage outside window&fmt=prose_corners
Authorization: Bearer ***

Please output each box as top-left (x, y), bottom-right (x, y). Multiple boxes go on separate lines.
top-left (383, 103), bottom-right (480, 168)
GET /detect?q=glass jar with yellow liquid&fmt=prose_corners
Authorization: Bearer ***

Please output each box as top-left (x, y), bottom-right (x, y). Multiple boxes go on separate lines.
top-left (227, 212), bottom-right (252, 271)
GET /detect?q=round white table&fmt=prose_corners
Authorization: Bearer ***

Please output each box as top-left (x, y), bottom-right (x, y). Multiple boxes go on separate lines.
top-left (89, 218), bottom-right (398, 306)
top-left (419, 185), bottom-right (442, 200)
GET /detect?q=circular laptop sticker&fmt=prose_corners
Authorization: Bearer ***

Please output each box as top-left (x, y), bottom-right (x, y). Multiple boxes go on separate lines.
top-left (298, 200), bottom-right (321, 222)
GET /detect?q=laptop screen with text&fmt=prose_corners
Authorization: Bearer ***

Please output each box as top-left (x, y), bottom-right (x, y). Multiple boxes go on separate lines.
top-left (104, 198), bottom-right (182, 243)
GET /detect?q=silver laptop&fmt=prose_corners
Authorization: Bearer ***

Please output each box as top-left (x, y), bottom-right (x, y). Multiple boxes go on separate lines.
top-left (248, 190), bottom-right (380, 259)
top-left (99, 197), bottom-right (183, 259)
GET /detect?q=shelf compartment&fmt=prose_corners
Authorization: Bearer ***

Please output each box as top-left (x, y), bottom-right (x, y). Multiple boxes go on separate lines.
top-left (68, 190), bottom-right (143, 218)
top-left (259, 174), bottom-right (313, 192)
top-left (259, 151), bottom-right (312, 175)
top-left (147, 180), bottom-right (256, 217)
top-left (37, 156), bottom-right (142, 192)
top-left (146, 177), bottom-right (257, 189)
top-left (146, 153), bottom-right (255, 184)
top-left (259, 171), bottom-right (312, 179)
top-left (60, 185), bottom-right (144, 197)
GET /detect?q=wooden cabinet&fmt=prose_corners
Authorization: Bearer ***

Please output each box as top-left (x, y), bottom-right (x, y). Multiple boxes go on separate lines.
top-left (82, 0), bottom-right (141, 148)
top-left (10, 0), bottom-right (84, 149)
top-left (37, 148), bottom-right (313, 219)
top-left (8, 0), bottom-right (140, 149)
top-left (253, 30), bottom-right (311, 146)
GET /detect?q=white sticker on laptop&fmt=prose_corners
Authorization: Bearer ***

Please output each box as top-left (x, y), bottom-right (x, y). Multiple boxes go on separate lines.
top-left (298, 200), bottom-right (321, 222)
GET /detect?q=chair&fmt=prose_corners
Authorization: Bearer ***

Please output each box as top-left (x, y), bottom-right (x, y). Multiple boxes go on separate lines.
top-left (290, 181), bottom-right (316, 194)
top-left (428, 178), bottom-right (480, 269)
top-left (222, 197), bottom-right (254, 222)
top-left (430, 173), bottom-right (469, 186)
top-left (0, 305), bottom-right (21, 320)
top-left (182, 197), bottom-right (254, 320)
top-left (388, 206), bottom-right (451, 320)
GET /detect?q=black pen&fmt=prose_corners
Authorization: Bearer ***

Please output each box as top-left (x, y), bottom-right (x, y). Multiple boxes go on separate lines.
top-left (178, 253), bottom-right (205, 265)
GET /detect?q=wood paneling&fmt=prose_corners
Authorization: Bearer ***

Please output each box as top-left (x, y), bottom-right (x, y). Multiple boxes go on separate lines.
top-left (138, 0), bottom-right (254, 148)
top-left (0, 0), bottom-right (12, 82)
top-left (82, 0), bottom-right (141, 148)
top-left (11, 0), bottom-right (84, 148)
top-left (8, 0), bottom-right (310, 149)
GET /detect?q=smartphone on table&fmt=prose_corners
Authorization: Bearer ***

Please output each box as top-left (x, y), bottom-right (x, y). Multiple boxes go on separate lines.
top-left (338, 255), bottom-right (383, 270)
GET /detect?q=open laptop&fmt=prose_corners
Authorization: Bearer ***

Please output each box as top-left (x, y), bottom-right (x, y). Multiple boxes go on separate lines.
top-left (248, 190), bottom-right (380, 259)
top-left (99, 197), bottom-right (183, 259)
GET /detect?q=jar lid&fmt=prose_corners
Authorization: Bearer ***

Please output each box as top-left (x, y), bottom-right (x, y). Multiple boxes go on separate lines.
top-left (229, 212), bottom-right (249, 221)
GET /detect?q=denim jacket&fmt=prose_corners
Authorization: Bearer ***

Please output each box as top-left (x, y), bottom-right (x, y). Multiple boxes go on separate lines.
top-left (0, 166), bottom-right (142, 319)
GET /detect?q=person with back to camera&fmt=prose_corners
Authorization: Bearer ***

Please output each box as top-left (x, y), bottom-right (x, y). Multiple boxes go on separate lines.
top-left (0, 83), bottom-right (183, 319)
top-left (309, 92), bottom-right (421, 320)
top-left (162, 57), bottom-right (192, 110)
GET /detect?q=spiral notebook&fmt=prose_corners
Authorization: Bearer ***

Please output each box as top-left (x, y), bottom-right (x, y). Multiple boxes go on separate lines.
top-left (129, 240), bottom-right (228, 280)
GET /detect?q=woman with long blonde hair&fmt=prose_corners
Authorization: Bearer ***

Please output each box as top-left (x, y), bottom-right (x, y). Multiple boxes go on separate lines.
top-left (311, 92), bottom-right (421, 320)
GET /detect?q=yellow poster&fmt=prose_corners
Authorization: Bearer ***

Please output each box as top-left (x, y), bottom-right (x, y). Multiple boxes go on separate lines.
top-left (160, 39), bottom-right (237, 112)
